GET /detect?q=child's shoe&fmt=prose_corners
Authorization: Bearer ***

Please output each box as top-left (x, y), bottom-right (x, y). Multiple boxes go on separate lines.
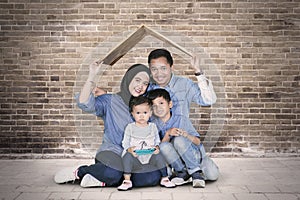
top-left (117, 180), bottom-right (132, 191)
top-left (54, 166), bottom-right (79, 184)
top-left (160, 177), bottom-right (176, 188)
top-left (80, 174), bottom-right (106, 188)
top-left (191, 171), bottom-right (205, 188)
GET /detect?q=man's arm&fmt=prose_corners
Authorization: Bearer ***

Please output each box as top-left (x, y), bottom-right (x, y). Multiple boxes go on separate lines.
top-left (191, 56), bottom-right (217, 105)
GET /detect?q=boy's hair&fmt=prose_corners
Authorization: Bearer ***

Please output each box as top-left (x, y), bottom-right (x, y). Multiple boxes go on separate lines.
top-left (148, 49), bottom-right (173, 67)
top-left (129, 95), bottom-right (153, 113)
top-left (147, 88), bottom-right (171, 103)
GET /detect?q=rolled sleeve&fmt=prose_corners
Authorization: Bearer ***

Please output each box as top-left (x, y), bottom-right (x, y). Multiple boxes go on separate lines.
top-left (75, 93), bottom-right (96, 114)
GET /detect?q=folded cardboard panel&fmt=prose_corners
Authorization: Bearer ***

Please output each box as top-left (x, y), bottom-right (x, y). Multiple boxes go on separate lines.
top-left (101, 25), bottom-right (192, 66)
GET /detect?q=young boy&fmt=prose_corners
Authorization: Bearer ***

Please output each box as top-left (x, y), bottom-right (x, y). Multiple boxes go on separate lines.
top-left (118, 95), bottom-right (175, 191)
top-left (147, 88), bottom-right (219, 188)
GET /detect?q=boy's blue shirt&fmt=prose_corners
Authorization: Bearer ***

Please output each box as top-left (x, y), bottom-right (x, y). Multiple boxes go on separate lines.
top-left (151, 113), bottom-right (200, 141)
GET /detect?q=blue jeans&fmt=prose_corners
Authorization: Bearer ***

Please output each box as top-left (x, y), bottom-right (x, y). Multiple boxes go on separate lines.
top-left (160, 136), bottom-right (219, 181)
top-left (77, 151), bottom-right (161, 187)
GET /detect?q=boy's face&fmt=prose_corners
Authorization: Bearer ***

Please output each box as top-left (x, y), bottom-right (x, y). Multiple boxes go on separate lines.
top-left (131, 103), bottom-right (152, 126)
top-left (149, 57), bottom-right (172, 87)
top-left (151, 96), bottom-right (172, 122)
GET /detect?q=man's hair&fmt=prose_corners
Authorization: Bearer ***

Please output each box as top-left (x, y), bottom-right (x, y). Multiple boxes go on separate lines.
top-left (129, 95), bottom-right (152, 113)
top-left (148, 49), bottom-right (173, 67)
top-left (147, 88), bottom-right (171, 103)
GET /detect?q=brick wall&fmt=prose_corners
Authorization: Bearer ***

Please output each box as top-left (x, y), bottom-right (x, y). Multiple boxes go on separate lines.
top-left (0, 0), bottom-right (299, 158)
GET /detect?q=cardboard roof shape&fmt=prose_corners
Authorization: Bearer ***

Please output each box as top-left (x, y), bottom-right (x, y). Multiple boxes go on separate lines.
top-left (101, 25), bottom-right (193, 66)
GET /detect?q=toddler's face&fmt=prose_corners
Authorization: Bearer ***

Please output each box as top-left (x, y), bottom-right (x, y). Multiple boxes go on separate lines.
top-left (131, 103), bottom-right (152, 126)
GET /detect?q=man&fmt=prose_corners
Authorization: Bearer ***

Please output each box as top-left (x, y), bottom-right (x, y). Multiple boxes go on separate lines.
top-left (148, 48), bottom-right (217, 117)
top-left (147, 49), bottom-right (218, 185)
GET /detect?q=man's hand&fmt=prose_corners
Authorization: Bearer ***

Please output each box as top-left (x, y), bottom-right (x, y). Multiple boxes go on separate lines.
top-left (190, 55), bottom-right (203, 74)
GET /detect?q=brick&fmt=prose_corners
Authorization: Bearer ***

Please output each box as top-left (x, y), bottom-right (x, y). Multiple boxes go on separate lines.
top-left (0, 1), bottom-right (299, 157)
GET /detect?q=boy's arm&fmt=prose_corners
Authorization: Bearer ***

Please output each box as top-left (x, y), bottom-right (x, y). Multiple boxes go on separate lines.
top-left (178, 129), bottom-right (201, 146)
top-left (163, 127), bottom-right (201, 146)
top-left (161, 127), bottom-right (178, 142)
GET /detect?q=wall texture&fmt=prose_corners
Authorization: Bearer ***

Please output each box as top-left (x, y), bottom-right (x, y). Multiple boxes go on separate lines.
top-left (0, 0), bottom-right (299, 158)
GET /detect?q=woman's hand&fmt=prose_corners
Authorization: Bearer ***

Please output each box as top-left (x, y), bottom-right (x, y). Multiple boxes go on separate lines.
top-left (88, 61), bottom-right (103, 80)
top-left (93, 87), bottom-right (107, 97)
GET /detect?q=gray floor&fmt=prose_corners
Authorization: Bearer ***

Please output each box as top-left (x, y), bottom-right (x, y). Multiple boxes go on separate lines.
top-left (0, 157), bottom-right (299, 200)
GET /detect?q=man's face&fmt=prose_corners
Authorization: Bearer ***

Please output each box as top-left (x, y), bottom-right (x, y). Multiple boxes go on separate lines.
top-left (152, 96), bottom-right (172, 122)
top-left (149, 57), bottom-right (172, 87)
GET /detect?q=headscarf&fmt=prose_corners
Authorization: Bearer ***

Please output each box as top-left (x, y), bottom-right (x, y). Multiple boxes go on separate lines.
top-left (117, 64), bottom-right (151, 106)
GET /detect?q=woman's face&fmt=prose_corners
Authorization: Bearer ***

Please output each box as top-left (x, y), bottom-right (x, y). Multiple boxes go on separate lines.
top-left (128, 71), bottom-right (150, 97)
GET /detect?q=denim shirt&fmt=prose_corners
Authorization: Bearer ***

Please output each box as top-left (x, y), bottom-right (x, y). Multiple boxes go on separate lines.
top-left (148, 74), bottom-right (216, 117)
top-left (152, 114), bottom-right (205, 155)
top-left (76, 93), bottom-right (133, 156)
top-left (152, 114), bottom-right (199, 140)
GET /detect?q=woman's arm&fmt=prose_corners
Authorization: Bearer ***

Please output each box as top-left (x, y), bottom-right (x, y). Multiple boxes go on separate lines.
top-left (190, 55), bottom-right (217, 106)
top-left (79, 62), bottom-right (103, 103)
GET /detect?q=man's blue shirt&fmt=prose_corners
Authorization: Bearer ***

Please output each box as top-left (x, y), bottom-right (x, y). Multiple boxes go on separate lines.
top-left (148, 73), bottom-right (210, 117)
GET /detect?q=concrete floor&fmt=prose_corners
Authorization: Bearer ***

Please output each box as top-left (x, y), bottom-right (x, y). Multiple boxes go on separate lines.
top-left (0, 157), bottom-right (299, 200)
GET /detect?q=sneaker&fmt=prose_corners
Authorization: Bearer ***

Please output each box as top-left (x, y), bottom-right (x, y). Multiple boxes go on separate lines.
top-left (54, 166), bottom-right (79, 184)
top-left (80, 174), bottom-right (106, 188)
top-left (117, 180), bottom-right (132, 191)
top-left (170, 170), bottom-right (192, 186)
top-left (191, 171), bottom-right (205, 188)
top-left (160, 177), bottom-right (176, 188)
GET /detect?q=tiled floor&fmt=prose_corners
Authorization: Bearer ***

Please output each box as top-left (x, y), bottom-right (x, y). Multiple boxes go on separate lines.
top-left (0, 157), bottom-right (299, 200)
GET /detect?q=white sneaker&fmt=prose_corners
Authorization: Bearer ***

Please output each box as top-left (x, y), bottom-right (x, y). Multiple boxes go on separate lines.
top-left (171, 177), bottom-right (192, 186)
top-left (80, 174), bottom-right (106, 188)
top-left (160, 177), bottom-right (176, 188)
top-left (192, 179), bottom-right (205, 188)
top-left (54, 166), bottom-right (79, 184)
top-left (117, 180), bottom-right (132, 191)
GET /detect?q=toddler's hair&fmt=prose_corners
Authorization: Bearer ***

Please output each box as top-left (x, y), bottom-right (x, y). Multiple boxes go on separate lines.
top-left (129, 95), bottom-right (152, 113)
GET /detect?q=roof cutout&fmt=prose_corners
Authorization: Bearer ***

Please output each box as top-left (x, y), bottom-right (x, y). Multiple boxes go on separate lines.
top-left (102, 25), bottom-right (193, 65)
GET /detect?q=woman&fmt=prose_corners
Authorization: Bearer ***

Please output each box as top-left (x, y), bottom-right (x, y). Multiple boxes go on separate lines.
top-left (54, 62), bottom-right (161, 187)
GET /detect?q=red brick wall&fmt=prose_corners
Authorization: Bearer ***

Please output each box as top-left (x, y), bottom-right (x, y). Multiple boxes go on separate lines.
top-left (0, 1), bottom-right (299, 158)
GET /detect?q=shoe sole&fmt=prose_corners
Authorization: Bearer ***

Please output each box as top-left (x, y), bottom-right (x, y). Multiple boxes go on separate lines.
top-left (160, 184), bottom-right (176, 188)
top-left (54, 167), bottom-right (78, 184)
top-left (117, 187), bottom-right (132, 191)
top-left (80, 174), bottom-right (106, 188)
